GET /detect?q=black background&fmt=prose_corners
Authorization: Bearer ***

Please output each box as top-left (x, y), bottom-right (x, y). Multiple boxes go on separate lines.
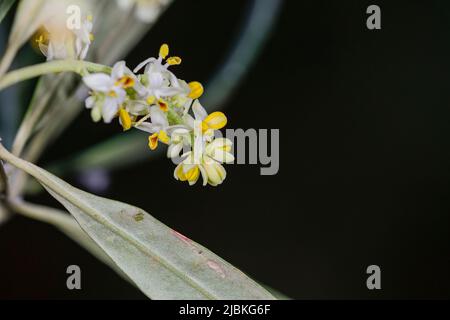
top-left (1, 0), bottom-right (450, 299)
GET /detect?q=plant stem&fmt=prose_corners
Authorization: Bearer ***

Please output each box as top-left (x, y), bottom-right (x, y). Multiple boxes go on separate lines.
top-left (7, 198), bottom-right (70, 227)
top-left (0, 43), bottom-right (19, 78)
top-left (0, 146), bottom-right (133, 284)
top-left (0, 60), bottom-right (111, 91)
top-left (0, 202), bottom-right (9, 225)
top-left (7, 198), bottom-right (133, 284)
top-left (0, 159), bottom-right (8, 197)
top-left (11, 74), bottom-right (65, 157)
top-left (0, 156), bottom-right (11, 225)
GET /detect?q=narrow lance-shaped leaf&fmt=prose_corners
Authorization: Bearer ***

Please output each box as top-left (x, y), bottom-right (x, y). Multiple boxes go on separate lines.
top-left (0, 0), bottom-right (16, 24)
top-left (0, 144), bottom-right (275, 300)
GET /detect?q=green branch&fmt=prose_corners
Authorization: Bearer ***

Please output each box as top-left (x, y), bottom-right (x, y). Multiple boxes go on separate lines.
top-left (0, 60), bottom-right (111, 91)
top-left (0, 158), bottom-right (8, 197)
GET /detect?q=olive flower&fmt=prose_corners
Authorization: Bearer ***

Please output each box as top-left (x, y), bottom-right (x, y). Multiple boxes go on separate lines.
top-left (83, 61), bottom-right (141, 127)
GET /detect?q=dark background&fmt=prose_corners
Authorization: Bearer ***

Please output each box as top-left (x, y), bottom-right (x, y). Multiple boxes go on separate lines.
top-left (1, 0), bottom-right (450, 299)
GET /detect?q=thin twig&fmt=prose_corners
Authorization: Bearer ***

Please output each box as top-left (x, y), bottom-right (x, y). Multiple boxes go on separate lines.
top-left (11, 74), bottom-right (66, 157)
top-left (7, 198), bottom-right (133, 284)
top-left (0, 60), bottom-right (111, 91)
top-left (0, 159), bottom-right (9, 198)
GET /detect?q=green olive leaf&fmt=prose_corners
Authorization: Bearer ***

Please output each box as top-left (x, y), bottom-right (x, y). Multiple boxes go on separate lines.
top-left (0, 0), bottom-right (16, 24)
top-left (0, 144), bottom-right (275, 300)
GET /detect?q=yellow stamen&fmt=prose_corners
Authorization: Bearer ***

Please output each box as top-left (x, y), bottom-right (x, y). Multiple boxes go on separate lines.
top-left (148, 133), bottom-right (159, 150)
top-left (36, 34), bottom-right (44, 44)
top-left (158, 130), bottom-right (170, 144)
top-left (159, 44), bottom-right (169, 59)
top-left (31, 28), bottom-right (50, 55)
top-left (166, 56), bottom-right (182, 66)
top-left (87, 14), bottom-right (93, 22)
top-left (146, 96), bottom-right (156, 105)
top-left (119, 108), bottom-right (132, 131)
top-left (176, 165), bottom-right (187, 181)
top-left (115, 76), bottom-right (135, 89)
top-left (222, 145), bottom-right (232, 152)
top-left (89, 33), bottom-right (95, 42)
top-left (203, 112), bottom-right (227, 131)
top-left (148, 130), bottom-right (169, 150)
top-left (201, 121), bottom-right (210, 133)
top-left (185, 167), bottom-right (200, 182)
top-left (158, 99), bottom-right (169, 112)
top-left (188, 81), bottom-right (204, 99)
top-left (108, 90), bottom-right (118, 98)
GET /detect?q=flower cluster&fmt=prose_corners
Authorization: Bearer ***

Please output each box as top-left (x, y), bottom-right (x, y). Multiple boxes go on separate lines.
top-left (82, 44), bottom-right (234, 186)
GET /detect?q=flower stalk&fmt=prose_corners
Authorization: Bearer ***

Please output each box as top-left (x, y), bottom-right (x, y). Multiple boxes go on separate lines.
top-left (0, 159), bottom-right (9, 198)
top-left (0, 60), bottom-right (111, 91)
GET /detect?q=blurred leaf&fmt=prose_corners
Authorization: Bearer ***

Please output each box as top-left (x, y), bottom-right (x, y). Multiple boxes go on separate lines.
top-left (0, 144), bottom-right (275, 300)
top-left (0, 203), bottom-right (9, 225)
top-left (0, 0), bottom-right (15, 24)
top-left (203, 0), bottom-right (283, 106)
top-left (7, 199), bottom-right (132, 284)
top-left (47, 130), bottom-right (158, 175)
top-left (0, 23), bottom-right (19, 148)
top-left (0, 0), bottom-right (45, 76)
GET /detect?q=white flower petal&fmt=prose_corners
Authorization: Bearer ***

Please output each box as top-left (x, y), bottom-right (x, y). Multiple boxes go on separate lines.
top-left (204, 163), bottom-right (220, 185)
top-left (133, 80), bottom-right (147, 96)
top-left (180, 151), bottom-right (193, 159)
top-left (91, 105), bottom-right (102, 122)
top-left (83, 74), bottom-right (114, 92)
top-left (203, 157), bottom-right (227, 185)
top-left (167, 143), bottom-right (184, 159)
top-left (182, 114), bottom-right (195, 130)
top-left (216, 163), bottom-right (226, 182)
top-left (168, 127), bottom-right (190, 138)
top-left (85, 96), bottom-right (96, 109)
top-left (136, 122), bottom-right (161, 134)
top-left (127, 101), bottom-right (149, 115)
top-left (115, 88), bottom-right (127, 103)
top-left (193, 131), bottom-right (204, 163)
top-left (209, 138), bottom-right (232, 150)
top-left (192, 100), bottom-right (207, 120)
top-left (173, 163), bottom-right (183, 180)
top-left (149, 106), bottom-right (169, 127)
top-left (157, 86), bottom-right (183, 98)
top-left (211, 149), bottom-right (235, 164)
top-left (169, 74), bottom-right (190, 96)
top-left (198, 165), bottom-right (208, 186)
top-left (148, 72), bottom-right (165, 88)
top-left (112, 61), bottom-right (126, 80)
top-left (102, 98), bottom-right (119, 123)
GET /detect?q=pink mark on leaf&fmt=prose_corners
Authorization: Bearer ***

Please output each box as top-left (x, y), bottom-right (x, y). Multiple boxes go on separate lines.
top-left (172, 230), bottom-right (193, 246)
top-left (207, 260), bottom-right (226, 279)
